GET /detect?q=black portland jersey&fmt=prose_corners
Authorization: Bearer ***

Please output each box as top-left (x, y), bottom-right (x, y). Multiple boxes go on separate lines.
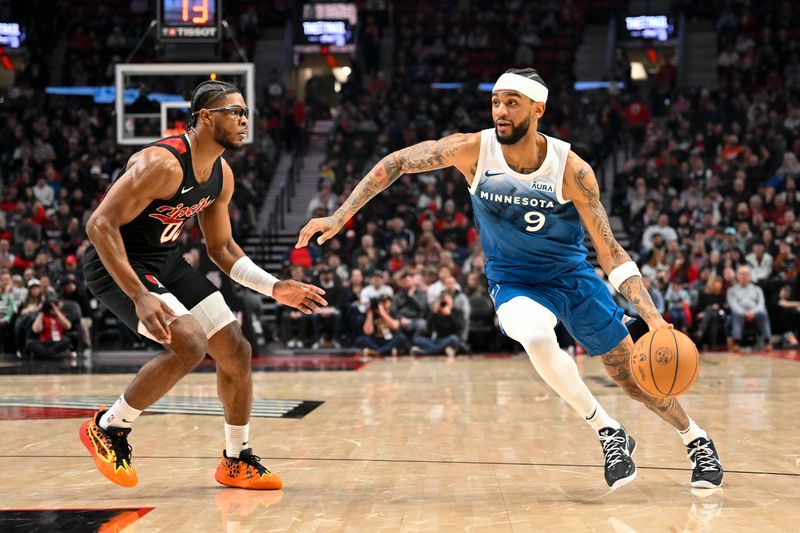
top-left (115, 134), bottom-right (223, 255)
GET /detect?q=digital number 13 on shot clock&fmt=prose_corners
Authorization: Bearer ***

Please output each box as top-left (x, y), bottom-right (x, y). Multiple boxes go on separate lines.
top-left (158, 0), bottom-right (221, 42)
top-left (181, 0), bottom-right (208, 24)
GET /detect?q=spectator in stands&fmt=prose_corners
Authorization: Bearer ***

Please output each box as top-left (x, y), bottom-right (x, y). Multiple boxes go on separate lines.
top-left (344, 268), bottom-right (366, 341)
top-left (279, 266), bottom-right (312, 348)
top-left (665, 279), bottom-right (692, 333)
top-left (464, 272), bottom-right (496, 352)
top-left (392, 270), bottom-right (428, 338)
top-left (773, 241), bottom-right (799, 281)
top-left (776, 152), bottom-right (800, 180)
top-left (745, 242), bottom-right (773, 283)
top-left (385, 241), bottom-right (407, 273)
top-left (694, 275), bottom-right (728, 350)
top-left (441, 275), bottom-right (470, 345)
top-left (310, 266), bottom-right (346, 348)
top-left (768, 284), bottom-right (800, 348)
top-left (410, 291), bottom-right (462, 357)
top-left (384, 217), bottom-right (415, 251)
top-left (0, 277), bottom-right (15, 353)
top-left (359, 270), bottom-right (394, 314)
top-left (307, 180), bottom-right (337, 218)
top-left (327, 252), bottom-right (350, 283)
top-left (58, 275), bottom-right (92, 353)
top-left (641, 214), bottom-right (679, 253)
top-left (641, 248), bottom-right (668, 282)
top-left (26, 299), bottom-right (73, 359)
top-left (355, 295), bottom-right (408, 357)
top-left (726, 266), bottom-right (772, 350)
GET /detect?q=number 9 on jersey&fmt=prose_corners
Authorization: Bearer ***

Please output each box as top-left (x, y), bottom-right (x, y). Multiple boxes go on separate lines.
top-left (524, 211), bottom-right (546, 232)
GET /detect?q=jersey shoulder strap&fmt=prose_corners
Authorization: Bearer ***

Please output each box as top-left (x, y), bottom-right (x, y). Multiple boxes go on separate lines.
top-left (148, 135), bottom-right (190, 163)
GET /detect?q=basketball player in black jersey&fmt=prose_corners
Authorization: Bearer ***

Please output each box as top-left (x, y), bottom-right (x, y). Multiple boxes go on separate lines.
top-left (79, 80), bottom-right (327, 489)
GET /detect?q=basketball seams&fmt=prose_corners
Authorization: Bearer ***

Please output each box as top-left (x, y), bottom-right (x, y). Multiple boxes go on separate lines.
top-left (666, 329), bottom-right (679, 397)
top-left (648, 329), bottom-right (664, 396)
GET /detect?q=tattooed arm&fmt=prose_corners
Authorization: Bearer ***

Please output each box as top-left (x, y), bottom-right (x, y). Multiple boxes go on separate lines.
top-left (296, 133), bottom-right (480, 248)
top-left (562, 152), bottom-right (669, 329)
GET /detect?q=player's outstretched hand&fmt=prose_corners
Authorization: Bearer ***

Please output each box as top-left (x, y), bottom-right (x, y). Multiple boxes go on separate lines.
top-left (134, 293), bottom-right (177, 345)
top-left (273, 280), bottom-right (328, 315)
top-left (295, 217), bottom-right (342, 248)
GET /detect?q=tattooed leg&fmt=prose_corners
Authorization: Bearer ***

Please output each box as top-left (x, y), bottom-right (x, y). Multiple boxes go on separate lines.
top-left (602, 335), bottom-right (690, 430)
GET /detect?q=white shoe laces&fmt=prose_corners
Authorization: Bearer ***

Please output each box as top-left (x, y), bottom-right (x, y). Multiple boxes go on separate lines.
top-left (600, 431), bottom-right (628, 468)
top-left (688, 440), bottom-right (720, 472)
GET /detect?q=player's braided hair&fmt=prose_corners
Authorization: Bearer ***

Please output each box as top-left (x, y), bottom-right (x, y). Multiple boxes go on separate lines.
top-left (504, 68), bottom-right (548, 89)
top-left (188, 80), bottom-right (241, 127)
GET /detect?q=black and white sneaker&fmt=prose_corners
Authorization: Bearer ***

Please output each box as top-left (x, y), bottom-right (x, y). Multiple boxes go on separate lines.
top-left (686, 437), bottom-right (723, 488)
top-left (599, 426), bottom-right (637, 489)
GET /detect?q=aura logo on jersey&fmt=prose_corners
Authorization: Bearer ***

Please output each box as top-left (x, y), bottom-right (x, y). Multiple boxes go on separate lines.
top-left (148, 196), bottom-right (214, 243)
top-left (530, 181), bottom-right (555, 192)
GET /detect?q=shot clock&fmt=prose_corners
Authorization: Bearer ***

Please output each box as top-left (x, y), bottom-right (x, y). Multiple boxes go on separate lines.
top-left (158, 0), bottom-right (221, 42)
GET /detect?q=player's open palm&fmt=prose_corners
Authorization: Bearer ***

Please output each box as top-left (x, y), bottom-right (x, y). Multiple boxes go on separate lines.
top-left (295, 217), bottom-right (342, 248)
top-left (273, 280), bottom-right (328, 315)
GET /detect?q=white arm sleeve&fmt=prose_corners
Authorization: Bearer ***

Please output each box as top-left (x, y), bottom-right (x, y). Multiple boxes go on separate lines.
top-left (229, 256), bottom-right (280, 297)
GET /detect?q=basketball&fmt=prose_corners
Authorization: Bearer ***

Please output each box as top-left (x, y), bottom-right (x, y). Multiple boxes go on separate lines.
top-left (630, 328), bottom-right (700, 399)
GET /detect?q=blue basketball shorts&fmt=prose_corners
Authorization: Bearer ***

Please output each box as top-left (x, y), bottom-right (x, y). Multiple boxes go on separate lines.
top-left (488, 263), bottom-right (629, 356)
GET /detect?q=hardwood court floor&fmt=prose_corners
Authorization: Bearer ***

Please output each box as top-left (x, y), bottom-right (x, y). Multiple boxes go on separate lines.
top-left (0, 352), bottom-right (798, 532)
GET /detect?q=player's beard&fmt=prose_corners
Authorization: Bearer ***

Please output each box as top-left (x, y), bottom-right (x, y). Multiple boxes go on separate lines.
top-left (214, 124), bottom-right (245, 150)
top-left (495, 116), bottom-right (531, 145)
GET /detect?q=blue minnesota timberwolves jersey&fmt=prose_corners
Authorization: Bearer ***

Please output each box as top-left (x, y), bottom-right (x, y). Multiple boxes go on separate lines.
top-left (469, 128), bottom-right (588, 285)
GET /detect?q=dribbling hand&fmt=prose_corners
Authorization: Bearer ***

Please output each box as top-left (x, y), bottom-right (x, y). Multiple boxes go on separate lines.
top-left (273, 280), bottom-right (328, 315)
top-left (647, 316), bottom-right (674, 331)
top-left (134, 293), bottom-right (177, 344)
top-left (295, 217), bottom-right (342, 248)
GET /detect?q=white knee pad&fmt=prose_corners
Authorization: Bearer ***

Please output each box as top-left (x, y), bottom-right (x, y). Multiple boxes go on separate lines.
top-left (496, 296), bottom-right (559, 353)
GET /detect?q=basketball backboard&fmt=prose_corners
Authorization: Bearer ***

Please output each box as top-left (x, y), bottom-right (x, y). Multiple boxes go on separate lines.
top-left (115, 62), bottom-right (255, 145)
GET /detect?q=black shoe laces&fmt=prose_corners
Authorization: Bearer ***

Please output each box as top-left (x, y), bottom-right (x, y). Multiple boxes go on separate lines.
top-left (240, 451), bottom-right (270, 476)
top-left (599, 431), bottom-right (628, 468)
top-left (688, 440), bottom-right (720, 472)
top-left (107, 429), bottom-right (133, 468)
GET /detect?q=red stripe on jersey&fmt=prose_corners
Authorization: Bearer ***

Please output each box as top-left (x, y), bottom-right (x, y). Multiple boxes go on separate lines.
top-left (156, 136), bottom-right (188, 154)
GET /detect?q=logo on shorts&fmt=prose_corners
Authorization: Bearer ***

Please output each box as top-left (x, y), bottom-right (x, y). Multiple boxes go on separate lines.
top-left (655, 347), bottom-right (674, 365)
top-left (144, 274), bottom-right (164, 288)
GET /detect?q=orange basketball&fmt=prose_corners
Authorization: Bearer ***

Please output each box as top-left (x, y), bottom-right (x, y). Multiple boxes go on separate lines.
top-left (630, 328), bottom-right (700, 398)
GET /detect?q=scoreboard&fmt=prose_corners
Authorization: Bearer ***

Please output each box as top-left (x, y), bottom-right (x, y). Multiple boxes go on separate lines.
top-left (158, 0), bottom-right (221, 42)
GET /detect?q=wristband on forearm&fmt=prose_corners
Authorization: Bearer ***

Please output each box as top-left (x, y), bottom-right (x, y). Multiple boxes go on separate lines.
top-left (608, 261), bottom-right (642, 291)
top-left (229, 256), bottom-right (280, 297)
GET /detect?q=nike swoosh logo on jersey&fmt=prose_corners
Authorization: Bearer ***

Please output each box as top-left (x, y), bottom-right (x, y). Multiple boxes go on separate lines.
top-left (485, 170), bottom-right (504, 177)
top-left (181, 186), bottom-right (194, 193)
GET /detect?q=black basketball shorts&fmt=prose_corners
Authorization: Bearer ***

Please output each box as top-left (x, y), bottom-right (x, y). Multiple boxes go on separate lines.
top-left (83, 247), bottom-right (236, 342)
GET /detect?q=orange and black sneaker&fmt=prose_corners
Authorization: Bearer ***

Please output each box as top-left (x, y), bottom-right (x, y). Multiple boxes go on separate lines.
top-left (79, 407), bottom-right (138, 488)
top-left (215, 448), bottom-right (283, 490)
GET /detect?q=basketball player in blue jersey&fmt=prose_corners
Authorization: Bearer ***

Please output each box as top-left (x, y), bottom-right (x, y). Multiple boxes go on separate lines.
top-left (79, 80), bottom-right (327, 490)
top-left (297, 68), bottom-right (723, 489)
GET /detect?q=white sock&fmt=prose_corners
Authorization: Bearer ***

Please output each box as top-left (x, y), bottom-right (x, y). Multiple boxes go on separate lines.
top-left (225, 423), bottom-right (250, 458)
top-left (100, 395), bottom-right (142, 430)
top-left (678, 417), bottom-right (708, 445)
top-left (585, 401), bottom-right (622, 432)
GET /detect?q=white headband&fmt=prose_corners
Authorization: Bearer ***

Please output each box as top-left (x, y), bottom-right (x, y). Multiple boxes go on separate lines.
top-left (492, 73), bottom-right (548, 103)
